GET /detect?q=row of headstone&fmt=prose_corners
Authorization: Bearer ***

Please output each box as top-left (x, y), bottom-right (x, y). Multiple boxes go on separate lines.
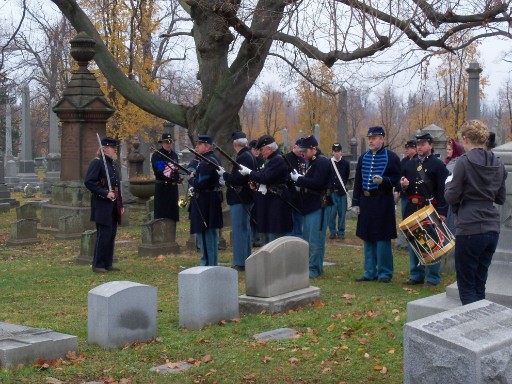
top-left (1, 237), bottom-right (318, 368)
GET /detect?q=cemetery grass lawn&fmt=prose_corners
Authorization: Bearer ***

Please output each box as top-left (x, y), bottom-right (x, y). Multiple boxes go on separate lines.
top-left (0, 194), bottom-right (456, 384)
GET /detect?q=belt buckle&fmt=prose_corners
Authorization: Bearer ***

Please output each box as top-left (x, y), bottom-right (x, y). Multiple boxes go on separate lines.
top-left (412, 198), bottom-right (419, 204)
top-left (363, 191), bottom-right (370, 197)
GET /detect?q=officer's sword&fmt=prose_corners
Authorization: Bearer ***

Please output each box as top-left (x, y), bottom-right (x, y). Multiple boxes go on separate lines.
top-left (96, 133), bottom-right (115, 201)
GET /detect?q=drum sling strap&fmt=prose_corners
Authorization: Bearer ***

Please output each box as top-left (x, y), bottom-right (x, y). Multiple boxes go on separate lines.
top-left (416, 159), bottom-right (434, 201)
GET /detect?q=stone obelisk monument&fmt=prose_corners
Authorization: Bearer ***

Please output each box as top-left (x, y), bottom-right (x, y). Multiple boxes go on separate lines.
top-left (18, 86), bottom-right (40, 187)
top-left (39, 32), bottom-right (115, 239)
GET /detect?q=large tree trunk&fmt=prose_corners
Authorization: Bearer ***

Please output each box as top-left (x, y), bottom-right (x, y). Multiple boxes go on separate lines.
top-left (50, 0), bottom-right (286, 152)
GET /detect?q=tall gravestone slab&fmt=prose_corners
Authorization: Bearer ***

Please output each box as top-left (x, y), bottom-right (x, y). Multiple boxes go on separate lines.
top-left (239, 237), bottom-right (320, 314)
top-left (39, 32), bottom-right (115, 238)
top-left (88, 281), bottom-right (157, 349)
top-left (337, 87), bottom-right (352, 160)
top-left (18, 86), bottom-right (40, 187)
top-left (404, 300), bottom-right (512, 384)
top-left (42, 103), bottom-right (61, 196)
top-left (0, 322), bottom-right (78, 368)
top-left (179, 266), bottom-right (239, 330)
top-left (6, 219), bottom-right (40, 246)
top-left (0, 154), bottom-right (18, 209)
top-left (407, 141), bottom-right (512, 322)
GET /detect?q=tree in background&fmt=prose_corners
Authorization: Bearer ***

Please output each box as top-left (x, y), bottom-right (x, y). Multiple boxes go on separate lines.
top-left (80, 0), bottom-right (163, 141)
top-left (373, 84), bottom-right (408, 150)
top-left (259, 84), bottom-right (294, 142)
top-left (296, 63), bottom-right (337, 148)
top-left (346, 87), bottom-right (373, 141)
top-left (433, 38), bottom-right (487, 138)
top-left (31, 0), bottom-right (510, 150)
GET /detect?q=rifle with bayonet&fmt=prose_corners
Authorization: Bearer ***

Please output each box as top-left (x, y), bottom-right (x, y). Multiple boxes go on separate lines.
top-left (150, 146), bottom-right (191, 175)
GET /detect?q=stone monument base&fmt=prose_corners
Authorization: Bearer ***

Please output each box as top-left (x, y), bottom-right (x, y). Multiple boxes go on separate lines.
top-left (239, 286), bottom-right (320, 314)
top-left (138, 242), bottom-right (181, 257)
top-left (6, 237), bottom-right (41, 246)
top-left (0, 322), bottom-right (78, 368)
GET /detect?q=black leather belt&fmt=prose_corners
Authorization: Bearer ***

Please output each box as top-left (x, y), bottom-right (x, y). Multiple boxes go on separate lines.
top-left (156, 180), bottom-right (178, 186)
top-left (363, 189), bottom-right (390, 197)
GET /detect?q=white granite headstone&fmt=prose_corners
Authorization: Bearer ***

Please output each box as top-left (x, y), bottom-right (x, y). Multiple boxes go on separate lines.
top-left (404, 300), bottom-right (512, 384)
top-left (245, 236), bottom-right (310, 297)
top-left (88, 281), bottom-right (157, 348)
top-left (178, 266), bottom-right (238, 330)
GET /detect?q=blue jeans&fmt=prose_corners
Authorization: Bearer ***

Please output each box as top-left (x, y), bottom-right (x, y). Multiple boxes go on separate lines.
top-left (408, 245), bottom-right (441, 285)
top-left (455, 232), bottom-right (499, 305)
top-left (328, 193), bottom-right (347, 236)
top-left (400, 197), bottom-right (408, 219)
top-left (363, 240), bottom-right (393, 280)
top-left (303, 208), bottom-right (328, 278)
top-left (229, 203), bottom-right (253, 267)
top-left (286, 209), bottom-right (304, 238)
top-left (197, 229), bottom-right (218, 266)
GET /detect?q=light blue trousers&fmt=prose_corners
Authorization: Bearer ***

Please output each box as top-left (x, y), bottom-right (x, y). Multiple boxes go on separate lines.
top-left (328, 193), bottom-right (347, 236)
top-left (303, 208), bottom-right (328, 278)
top-left (197, 229), bottom-right (218, 266)
top-left (229, 203), bottom-right (253, 267)
top-left (363, 240), bottom-right (394, 280)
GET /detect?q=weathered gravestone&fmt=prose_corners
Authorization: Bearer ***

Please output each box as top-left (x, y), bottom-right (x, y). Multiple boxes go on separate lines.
top-left (0, 322), bottom-right (77, 368)
top-left (6, 219), bottom-right (40, 246)
top-left (239, 236), bottom-right (320, 314)
top-left (76, 230), bottom-right (96, 264)
top-left (16, 201), bottom-right (48, 221)
top-left (88, 281), bottom-right (157, 348)
top-left (404, 300), bottom-right (512, 384)
top-left (178, 266), bottom-right (238, 330)
top-left (138, 218), bottom-right (180, 257)
top-left (254, 328), bottom-right (300, 342)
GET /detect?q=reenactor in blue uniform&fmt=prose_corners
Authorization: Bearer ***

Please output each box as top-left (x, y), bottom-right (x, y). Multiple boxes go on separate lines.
top-left (400, 132), bottom-right (449, 287)
top-left (151, 133), bottom-right (181, 221)
top-left (290, 135), bottom-right (332, 278)
top-left (248, 139), bottom-right (266, 246)
top-left (353, 127), bottom-right (401, 283)
top-left (217, 131), bottom-right (257, 271)
top-left (327, 142), bottom-right (350, 240)
top-left (398, 140), bottom-right (418, 219)
top-left (239, 135), bottom-right (293, 243)
top-left (188, 135), bottom-right (223, 266)
top-left (84, 137), bottom-right (123, 273)
top-left (285, 138), bottom-right (306, 238)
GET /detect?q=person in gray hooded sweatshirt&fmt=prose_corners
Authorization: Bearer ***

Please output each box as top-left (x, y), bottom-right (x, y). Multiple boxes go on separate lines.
top-left (445, 120), bottom-right (507, 305)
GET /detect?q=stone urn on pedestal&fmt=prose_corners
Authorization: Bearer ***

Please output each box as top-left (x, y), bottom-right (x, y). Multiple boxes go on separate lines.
top-left (127, 138), bottom-right (155, 204)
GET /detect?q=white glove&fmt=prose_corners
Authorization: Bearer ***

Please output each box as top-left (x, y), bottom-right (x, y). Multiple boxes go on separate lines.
top-left (188, 187), bottom-right (194, 195)
top-left (219, 177), bottom-right (225, 186)
top-left (445, 174), bottom-right (453, 184)
top-left (373, 175), bottom-right (383, 185)
top-left (290, 170), bottom-right (301, 182)
top-left (351, 206), bottom-right (360, 215)
top-left (216, 167), bottom-right (226, 177)
top-left (239, 165), bottom-right (251, 176)
top-left (258, 184), bottom-right (267, 195)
